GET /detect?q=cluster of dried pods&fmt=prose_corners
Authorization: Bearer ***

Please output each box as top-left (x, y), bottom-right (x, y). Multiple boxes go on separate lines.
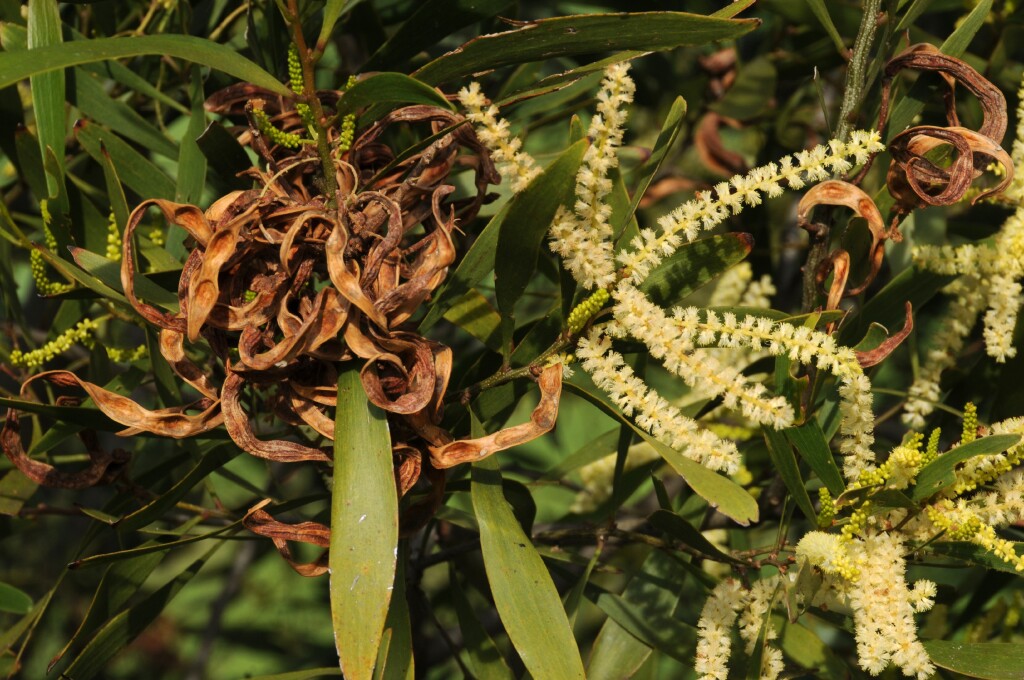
top-left (2, 85), bottom-right (564, 574)
top-left (800, 44), bottom-right (1012, 317)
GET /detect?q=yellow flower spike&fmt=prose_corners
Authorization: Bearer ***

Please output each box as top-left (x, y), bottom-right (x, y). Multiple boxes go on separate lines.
top-left (251, 106), bottom-right (303, 150)
top-left (9, 319), bottom-right (100, 369)
top-left (817, 487), bottom-right (836, 528)
top-left (962, 402), bottom-right (979, 445)
top-left (567, 288), bottom-right (610, 334)
top-left (105, 211), bottom-right (121, 261)
top-left (924, 428), bottom-right (942, 464)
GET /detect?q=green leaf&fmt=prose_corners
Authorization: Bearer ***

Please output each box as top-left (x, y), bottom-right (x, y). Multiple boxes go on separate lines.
top-left (564, 379), bottom-right (759, 526)
top-left (331, 369), bottom-right (398, 680)
top-left (923, 641), bottom-right (1024, 680)
top-left (587, 549), bottom-right (692, 677)
top-left (449, 567), bottom-right (515, 680)
top-left (497, 52), bottom-right (645, 107)
top-left (784, 422), bottom-right (845, 496)
top-left (335, 73), bottom-right (454, 122)
top-left (0, 470), bottom-right (37, 516)
top-left (763, 429), bottom-right (816, 523)
top-left (69, 521), bottom-right (240, 569)
top-left (495, 139), bottom-right (588, 319)
top-left (28, 0), bottom-right (66, 199)
top-left (375, 546), bottom-right (413, 680)
top-left (709, 56), bottom-right (777, 121)
top-left (442, 289), bottom-right (502, 352)
top-left (244, 670), bottom-right (343, 680)
top-left (363, 0), bottom-right (514, 71)
top-left (69, 247), bottom-right (178, 310)
top-left (647, 509), bottom-right (740, 563)
top-left (0, 582), bottom-right (33, 615)
top-left (63, 543), bottom-right (223, 680)
top-left (471, 429), bottom-right (586, 680)
top-left (73, 67), bottom-right (178, 159)
top-left (0, 397), bottom-right (119, 431)
top-left (196, 121), bottom-right (254, 190)
top-left (48, 552), bottom-right (164, 673)
top-left (0, 34), bottom-right (289, 94)
top-left (317, 0), bottom-right (357, 53)
top-left (414, 12), bottom-right (759, 85)
top-left (116, 446), bottom-right (238, 533)
top-left (911, 434), bottom-right (1022, 501)
top-left (74, 120), bottom-right (176, 200)
top-left (803, 0), bottom-right (847, 57)
top-left (621, 96), bottom-right (686, 231)
top-left (927, 541), bottom-right (1024, 575)
top-left (176, 65), bottom-right (208, 206)
top-left (590, 589), bottom-right (697, 665)
top-left (638, 233), bottom-right (754, 308)
top-left (648, 437), bottom-right (758, 526)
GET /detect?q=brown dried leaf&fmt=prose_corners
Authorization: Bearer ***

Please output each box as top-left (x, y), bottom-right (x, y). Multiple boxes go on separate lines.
top-left (856, 302), bottom-right (914, 368)
top-left (429, 363), bottom-right (562, 468)
top-left (243, 499), bottom-right (330, 577)
top-left (222, 372), bottom-right (330, 463)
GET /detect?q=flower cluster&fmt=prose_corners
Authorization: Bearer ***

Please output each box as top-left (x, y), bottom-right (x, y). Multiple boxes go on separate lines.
top-left (694, 576), bottom-right (783, 680)
top-left (105, 211), bottom-right (121, 261)
top-left (617, 131), bottom-right (885, 285)
top-left (549, 62), bottom-right (636, 290)
top-left (29, 200), bottom-right (72, 296)
top-left (9, 319), bottom-right (99, 370)
top-left (457, 82), bottom-right (541, 194)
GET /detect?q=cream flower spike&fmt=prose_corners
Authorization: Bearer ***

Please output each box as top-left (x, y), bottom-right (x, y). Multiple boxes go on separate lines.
top-left (576, 326), bottom-right (742, 474)
top-left (695, 579), bottom-right (747, 680)
top-left (611, 284), bottom-right (876, 479)
top-left (457, 82), bottom-right (541, 193)
top-left (549, 61), bottom-right (636, 290)
top-left (617, 130), bottom-right (885, 285)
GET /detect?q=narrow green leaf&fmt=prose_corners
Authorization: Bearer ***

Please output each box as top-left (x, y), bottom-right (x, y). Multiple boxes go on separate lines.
top-left (785, 421), bottom-right (847, 497)
top-left (28, 0), bottom-right (66, 199)
top-left (48, 552), bottom-right (163, 672)
top-left (472, 435), bottom-right (586, 679)
top-left (911, 434), bottom-right (1022, 501)
top-left (564, 549), bottom-right (600, 626)
top-left (92, 144), bottom-right (129, 235)
top-left (63, 543), bottom-right (222, 680)
top-left (69, 247), bottom-right (179, 310)
top-left (647, 509), bottom-right (740, 564)
top-left (414, 12), bottom-right (759, 85)
top-left (0, 34), bottom-right (290, 94)
top-left (363, 0), bottom-right (514, 71)
top-left (638, 233), bottom-right (754, 308)
top-left (244, 670), bottom-right (343, 680)
top-left (0, 397), bottom-right (119, 431)
top-left (335, 73), bottom-right (453, 122)
top-left (648, 438), bottom-right (759, 526)
top-left (331, 369), bottom-right (398, 680)
top-left (564, 379), bottom-right (759, 526)
top-left (0, 468), bottom-right (37, 516)
top-left (317, 0), bottom-right (356, 52)
top-left (927, 541), bottom-right (1024, 575)
top-left (74, 120), bottom-right (176, 200)
top-left (495, 139), bottom-right (588, 318)
top-left (442, 289), bottom-right (502, 352)
top-left (176, 65), bottom-right (208, 205)
top-left (588, 549), bottom-right (691, 677)
top-left (196, 120), bottom-right (254, 190)
top-left (763, 428), bottom-right (817, 523)
top-left (590, 590), bottom-right (696, 665)
top-left (0, 582), bottom-right (33, 615)
top-left (708, 57), bottom-right (777, 121)
top-left (69, 521), bottom-right (239, 569)
top-left (116, 446), bottom-right (238, 533)
top-left (497, 52), bottom-right (645, 107)
top-left (711, 0), bottom-right (756, 18)
top-left (74, 68), bottom-right (178, 159)
top-left (923, 641), bottom-right (1024, 680)
top-left (375, 546), bottom-right (413, 680)
top-left (803, 0), bottom-right (847, 57)
top-left (622, 96), bottom-right (686, 230)
top-left (449, 567), bottom-right (515, 680)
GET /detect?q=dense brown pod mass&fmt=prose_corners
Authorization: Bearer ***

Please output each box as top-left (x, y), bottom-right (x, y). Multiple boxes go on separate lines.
top-left (2, 88), bottom-right (565, 554)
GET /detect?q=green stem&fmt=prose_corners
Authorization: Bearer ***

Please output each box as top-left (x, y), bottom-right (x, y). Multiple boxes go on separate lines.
top-left (284, 0), bottom-right (338, 208)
